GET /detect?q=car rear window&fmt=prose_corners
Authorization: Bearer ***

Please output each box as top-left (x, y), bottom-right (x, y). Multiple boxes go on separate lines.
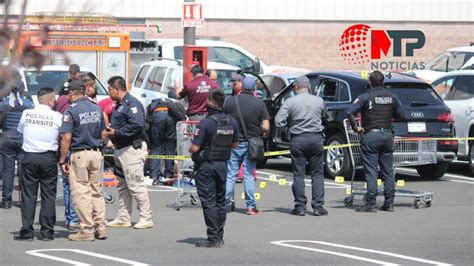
top-left (385, 83), bottom-right (443, 106)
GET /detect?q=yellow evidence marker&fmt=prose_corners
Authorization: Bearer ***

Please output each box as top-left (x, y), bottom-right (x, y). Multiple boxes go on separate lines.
top-left (254, 193), bottom-right (261, 200)
top-left (335, 176), bottom-right (345, 183)
top-left (259, 181), bottom-right (267, 189)
top-left (397, 180), bottom-right (405, 187)
top-left (269, 175), bottom-right (277, 181)
top-left (279, 179), bottom-right (287, 185)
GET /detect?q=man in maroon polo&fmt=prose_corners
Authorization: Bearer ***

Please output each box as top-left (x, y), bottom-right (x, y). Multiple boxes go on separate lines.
top-left (177, 65), bottom-right (219, 121)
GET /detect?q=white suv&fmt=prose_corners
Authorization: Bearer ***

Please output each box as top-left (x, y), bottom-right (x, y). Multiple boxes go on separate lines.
top-left (130, 58), bottom-right (238, 108)
top-left (431, 70), bottom-right (474, 173)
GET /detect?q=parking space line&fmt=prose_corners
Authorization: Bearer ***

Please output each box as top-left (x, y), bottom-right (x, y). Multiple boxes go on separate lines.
top-left (448, 180), bottom-right (474, 185)
top-left (271, 240), bottom-right (451, 266)
top-left (26, 249), bottom-right (148, 265)
top-left (397, 167), bottom-right (472, 181)
top-left (271, 241), bottom-right (397, 265)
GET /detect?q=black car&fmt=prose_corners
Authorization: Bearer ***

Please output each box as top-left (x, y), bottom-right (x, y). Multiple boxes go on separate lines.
top-left (265, 71), bottom-right (457, 179)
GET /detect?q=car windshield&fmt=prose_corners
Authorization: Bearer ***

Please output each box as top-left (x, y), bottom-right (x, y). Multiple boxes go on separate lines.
top-left (24, 71), bottom-right (108, 96)
top-left (425, 51), bottom-right (473, 72)
top-left (385, 83), bottom-right (443, 106)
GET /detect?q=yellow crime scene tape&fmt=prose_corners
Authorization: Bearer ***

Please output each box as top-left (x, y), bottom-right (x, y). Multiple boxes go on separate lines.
top-left (102, 136), bottom-right (472, 160)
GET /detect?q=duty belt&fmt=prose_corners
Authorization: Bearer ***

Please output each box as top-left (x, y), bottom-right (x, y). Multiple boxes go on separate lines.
top-left (291, 132), bottom-right (322, 138)
top-left (365, 128), bottom-right (391, 134)
top-left (71, 148), bottom-right (101, 152)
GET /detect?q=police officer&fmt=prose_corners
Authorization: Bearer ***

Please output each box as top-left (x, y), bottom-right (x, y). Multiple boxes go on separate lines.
top-left (15, 87), bottom-right (62, 241)
top-left (0, 80), bottom-right (34, 209)
top-left (105, 76), bottom-right (153, 229)
top-left (347, 71), bottom-right (404, 212)
top-left (146, 97), bottom-right (186, 185)
top-left (275, 76), bottom-right (329, 217)
top-left (190, 90), bottom-right (239, 248)
top-left (59, 80), bottom-right (107, 241)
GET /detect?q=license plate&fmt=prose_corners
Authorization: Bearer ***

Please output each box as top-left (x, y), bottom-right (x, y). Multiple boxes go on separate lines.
top-left (408, 122), bottom-right (426, 133)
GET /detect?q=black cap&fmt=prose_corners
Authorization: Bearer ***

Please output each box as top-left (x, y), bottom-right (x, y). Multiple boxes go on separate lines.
top-left (68, 80), bottom-right (85, 91)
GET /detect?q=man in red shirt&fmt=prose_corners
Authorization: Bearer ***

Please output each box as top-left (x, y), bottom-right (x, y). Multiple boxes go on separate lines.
top-left (177, 65), bottom-right (219, 121)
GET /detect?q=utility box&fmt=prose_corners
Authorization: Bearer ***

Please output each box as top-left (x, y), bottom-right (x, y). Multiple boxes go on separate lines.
top-left (183, 45), bottom-right (207, 83)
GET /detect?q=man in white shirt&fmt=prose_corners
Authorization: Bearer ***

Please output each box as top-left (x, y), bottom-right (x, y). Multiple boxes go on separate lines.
top-left (14, 87), bottom-right (62, 241)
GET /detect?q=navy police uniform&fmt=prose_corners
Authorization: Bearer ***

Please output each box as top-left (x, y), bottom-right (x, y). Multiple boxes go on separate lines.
top-left (60, 96), bottom-right (107, 239)
top-left (192, 108), bottom-right (239, 246)
top-left (109, 92), bottom-right (153, 226)
top-left (110, 93), bottom-right (147, 149)
top-left (146, 98), bottom-right (186, 183)
top-left (347, 86), bottom-right (404, 210)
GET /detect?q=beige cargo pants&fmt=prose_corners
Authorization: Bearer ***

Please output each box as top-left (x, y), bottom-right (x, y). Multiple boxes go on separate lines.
top-left (113, 142), bottom-right (152, 223)
top-left (69, 150), bottom-right (106, 234)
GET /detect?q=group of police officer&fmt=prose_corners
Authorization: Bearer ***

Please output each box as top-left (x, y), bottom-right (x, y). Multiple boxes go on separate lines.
top-left (12, 73), bottom-right (154, 241)
top-left (9, 68), bottom-right (401, 246)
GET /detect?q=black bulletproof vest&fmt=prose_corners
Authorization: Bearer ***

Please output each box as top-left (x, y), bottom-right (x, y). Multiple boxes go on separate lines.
top-left (362, 90), bottom-right (395, 130)
top-left (202, 114), bottom-right (234, 161)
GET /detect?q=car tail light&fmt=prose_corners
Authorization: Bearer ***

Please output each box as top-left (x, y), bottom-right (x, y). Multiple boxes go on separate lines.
top-left (437, 112), bottom-right (454, 122)
top-left (438, 140), bottom-right (458, 150)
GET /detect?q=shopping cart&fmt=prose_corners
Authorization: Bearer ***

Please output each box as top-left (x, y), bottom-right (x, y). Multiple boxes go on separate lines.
top-left (174, 121), bottom-right (200, 211)
top-left (342, 118), bottom-right (435, 209)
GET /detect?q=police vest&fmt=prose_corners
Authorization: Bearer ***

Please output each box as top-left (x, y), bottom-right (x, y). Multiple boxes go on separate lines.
top-left (362, 90), bottom-right (395, 130)
top-left (202, 114), bottom-right (234, 161)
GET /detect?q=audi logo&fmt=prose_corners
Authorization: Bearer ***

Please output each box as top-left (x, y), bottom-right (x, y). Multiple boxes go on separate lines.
top-left (411, 112), bottom-right (424, 118)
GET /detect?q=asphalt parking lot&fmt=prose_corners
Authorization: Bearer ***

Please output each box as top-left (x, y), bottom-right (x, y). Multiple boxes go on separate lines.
top-left (0, 158), bottom-right (472, 265)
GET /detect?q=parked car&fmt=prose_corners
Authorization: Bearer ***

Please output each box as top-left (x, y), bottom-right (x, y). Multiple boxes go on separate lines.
top-left (412, 45), bottom-right (474, 82)
top-left (266, 71), bottom-right (457, 179)
top-left (130, 58), bottom-right (239, 108)
top-left (431, 70), bottom-right (474, 174)
top-left (19, 65), bottom-right (109, 105)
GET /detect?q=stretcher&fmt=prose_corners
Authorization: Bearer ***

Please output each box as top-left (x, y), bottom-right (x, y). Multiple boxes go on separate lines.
top-left (341, 118), bottom-right (434, 209)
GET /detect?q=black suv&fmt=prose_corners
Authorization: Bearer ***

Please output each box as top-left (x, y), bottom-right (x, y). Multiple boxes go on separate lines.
top-left (265, 71), bottom-right (457, 179)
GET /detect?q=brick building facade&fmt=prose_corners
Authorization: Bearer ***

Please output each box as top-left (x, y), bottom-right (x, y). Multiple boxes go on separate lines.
top-left (147, 19), bottom-right (473, 71)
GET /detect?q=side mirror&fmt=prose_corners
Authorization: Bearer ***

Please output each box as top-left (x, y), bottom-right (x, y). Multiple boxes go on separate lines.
top-left (253, 58), bottom-right (261, 73)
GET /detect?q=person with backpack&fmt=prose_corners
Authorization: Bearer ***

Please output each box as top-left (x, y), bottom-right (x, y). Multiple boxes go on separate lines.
top-left (146, 97), bottom-right (186, 185)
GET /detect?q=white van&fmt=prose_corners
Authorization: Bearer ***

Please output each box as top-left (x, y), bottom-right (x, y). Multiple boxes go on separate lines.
top-left (130, 58), bottom-right (239, 108)
top-left (130, 38), bottom-right (267, 79)
top-left (19, 65), bottom-right (109, 105)
top-left (413, 45), bottom-right (474, 82)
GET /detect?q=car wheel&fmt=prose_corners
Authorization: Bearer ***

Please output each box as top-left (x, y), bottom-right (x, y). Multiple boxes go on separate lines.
top-left (469, 141), bottom-right (473, 175)
top-left (256, 157), bottom-right (268, 168)
top-left (416, 162), bottom-right (450, 179)
top-left (324, 133), bottom-right (352, 179)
